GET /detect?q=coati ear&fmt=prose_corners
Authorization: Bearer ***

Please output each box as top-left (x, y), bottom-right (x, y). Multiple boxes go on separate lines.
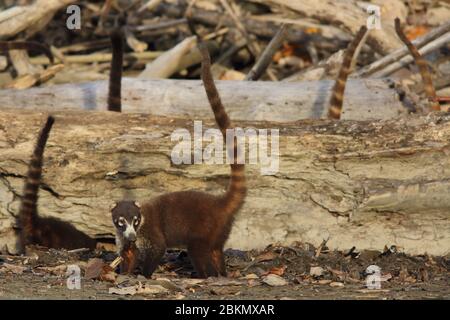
top-left (134, 201), bottom-right (141, 208)
top-left (110, 202), bottom-right (117, 211)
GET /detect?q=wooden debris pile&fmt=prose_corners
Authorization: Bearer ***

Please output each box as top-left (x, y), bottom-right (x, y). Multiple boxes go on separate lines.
top-left (0, 0), bottom-right (448, 112)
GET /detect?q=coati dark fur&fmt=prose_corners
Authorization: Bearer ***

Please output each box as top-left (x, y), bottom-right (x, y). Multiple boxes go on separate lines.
top-left (111, 44), bottom-right (247, 278)
top-left (394, 18), bottom-right (440, 112)
top-left (0, 41), bottom-right (54, 64)
top-left (16, 116), bottom-right (96, 254)
top-left (108, 29), bottom-right (124, 112)
top-left (328, 26), bottom-right (368, 120)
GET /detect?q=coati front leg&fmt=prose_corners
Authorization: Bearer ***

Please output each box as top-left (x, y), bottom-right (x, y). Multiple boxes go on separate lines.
top-left (138, 233), bottom-right (166, 278)
top-left (141, 245), bottom-right (166, 278)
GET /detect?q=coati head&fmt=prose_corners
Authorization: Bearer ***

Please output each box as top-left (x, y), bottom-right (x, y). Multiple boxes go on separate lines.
top-left (111, 201), bottom-right (141, 242)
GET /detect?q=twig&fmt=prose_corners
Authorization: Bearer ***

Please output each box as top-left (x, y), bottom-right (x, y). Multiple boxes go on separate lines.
top-left (109, 256), bottom-right (123, 269)
top-left (356, 21), bottom-right (450, 77)
top-left (5, 64), bottom-right (64, 89)
top-left (245, 24), bottom-right (287, 81)
top-left (67, 248), bottom-right (91, 254)
top-left (315, 237), bottom-right (329, 258)
top-left (132, 18), bottom-right (188, 32)
top-left (203, 27), bottom-right (229, 41)
top-left (29, 51), bottom-right (162, 65)
top-left (219, 0), bottom-right (261, 57)
top-left (373, 32), bottom-right (450, 78)
top-left (124, 27), bottom-right (148, 53)
top-left (137, 0), bottom-right (163, 14)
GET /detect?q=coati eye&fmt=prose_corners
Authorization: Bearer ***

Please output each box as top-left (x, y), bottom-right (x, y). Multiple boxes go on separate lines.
top-left (133, 216), bottom-right (139, 226)
top-left (118, 218), bottom-right (125, 227)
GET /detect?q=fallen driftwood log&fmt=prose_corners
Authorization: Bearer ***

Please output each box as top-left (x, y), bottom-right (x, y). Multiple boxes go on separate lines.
top-left (0, 78), bottom-right (406, 121)
top-left (0, 109), bottom-right (449, 255)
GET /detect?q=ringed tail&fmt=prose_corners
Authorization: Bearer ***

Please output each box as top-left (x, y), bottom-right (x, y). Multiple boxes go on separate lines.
top-left (394, 18), bottom-right (440, 112)
top-left (108, 29), bottom-right (124, 112)
top-left (0, 41), bottom-right (54, 64)
top-left (199, 44), bottom-right (247, 215)
top-left (328, 26), bottom-right (368, 120)
top-left (18, 116), bottom-right (55, 246)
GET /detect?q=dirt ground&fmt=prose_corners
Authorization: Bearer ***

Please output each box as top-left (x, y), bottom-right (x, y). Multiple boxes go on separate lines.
top-left (0, 242), bottom-right (448, 300)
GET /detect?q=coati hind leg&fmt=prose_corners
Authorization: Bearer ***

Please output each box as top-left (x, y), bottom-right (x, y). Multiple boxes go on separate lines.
top-left (188, 241), bottom-right (219, 278)
top-left (211, 248), bottom-right (227, 277)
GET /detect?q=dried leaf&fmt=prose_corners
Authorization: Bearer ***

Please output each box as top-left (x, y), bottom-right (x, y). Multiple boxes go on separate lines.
top-left (262, 274), bottom-right (288, 286)
top-left (84, 258), bottom-right (105, 280)
top-left (268, 265), bottom-right (287, 276)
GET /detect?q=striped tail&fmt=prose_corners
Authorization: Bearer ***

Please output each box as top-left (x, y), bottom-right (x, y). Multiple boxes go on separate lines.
top-left (199, 43), bottom-right (247, 216)
top-left (0, 41), bottom-right (54, 64)
top-left (108, 29), bottom-right (124, 112)
top-left (328, 26), bottom-right (368, 120)
top-left (18, 116), bottom-right (55, 250)
top-left (394, 18), bottom-right (440, 112)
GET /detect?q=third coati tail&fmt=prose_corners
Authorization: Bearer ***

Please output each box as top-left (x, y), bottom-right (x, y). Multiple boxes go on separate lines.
top-left (111, 44), bottom-right (247, 278)
top-left (328, 26), bottom-right (368, 120)
top-left (0, 41), bottom-right (54, 64)
top-left (108, 29), bottom-right (124, 112)
top-left (394, 18), bottom-right (440, 112)
top-left (17, 116), bottom-right (96, 254)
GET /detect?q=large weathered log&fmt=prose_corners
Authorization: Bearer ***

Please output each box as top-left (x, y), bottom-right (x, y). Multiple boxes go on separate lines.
top-left (0, 78), bottom-right (405, 121)
top-left (0, 109), bottom-right (449, 255)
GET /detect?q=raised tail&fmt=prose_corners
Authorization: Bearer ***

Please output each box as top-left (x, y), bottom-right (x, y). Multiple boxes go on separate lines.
top-left (394, 18), bottom-right (440, 112)
top-left (18, 116), bottom-right (55, 250)
top-left (0, 41), bottom-right (54, 64)
top-left (328, 26), bottom-right (368, 120)
top-left (199, 44), bottom-right (247, 215)
top-left (108, 29), bottom-right (124, 112)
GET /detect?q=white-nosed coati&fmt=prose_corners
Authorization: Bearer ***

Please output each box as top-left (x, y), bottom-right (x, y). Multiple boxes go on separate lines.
top-left (394, 18), bottom-right (440, 112)
top-left (0, 41), bottom-right (54, 64)
top-left (16, 116), bottom-right (97, 254)
top-left (328, 26), bottom-right (368, 120)
top-left (111, 44), bottom-right (247, 278)
top-left (108, 29), bottom-right (124, 112)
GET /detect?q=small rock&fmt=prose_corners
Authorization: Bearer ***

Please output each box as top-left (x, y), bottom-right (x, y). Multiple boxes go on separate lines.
top-left (317, 279), bottom-right (332, 285)
top-left (330, 281), bottom-right (344, 288)
top-left (242, 273), bottom-right (259, 280)
top-left (310, 266), bottom-right (324, 277)
top-left (262, 274), bottom-right (288, 287)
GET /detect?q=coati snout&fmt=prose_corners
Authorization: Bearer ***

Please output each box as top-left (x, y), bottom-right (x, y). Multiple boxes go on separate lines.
top-left (111, 201), bottom-right (141, 241)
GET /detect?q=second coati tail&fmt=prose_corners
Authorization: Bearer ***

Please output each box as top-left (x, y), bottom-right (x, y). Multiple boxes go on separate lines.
top-left (108, 29), bottom-right (124, 112)
top-left (0, 41), bottom-right (54, 64)
top-left (111, 45), bottom-right (246, 278)
top-left (17, 116), bottom-right (96, 254)
top-left (394, 18), bottom-right (440, 112)
top-left (328, 26), bottom-right (368, 120)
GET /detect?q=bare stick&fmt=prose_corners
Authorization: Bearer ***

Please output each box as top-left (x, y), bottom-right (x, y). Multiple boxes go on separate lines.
top-left (395, 18), bottom-right (439, 112)
top-left (29, 51), bottom-right (162, 65)
top-left (219, 0), bottom-right (261, 57)
top-left (373, 32), bottom-right (450, 78)
top-left (356, 20), bottom-right (450, 77)
top-left (245, 24), bottom-right (288, 81)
